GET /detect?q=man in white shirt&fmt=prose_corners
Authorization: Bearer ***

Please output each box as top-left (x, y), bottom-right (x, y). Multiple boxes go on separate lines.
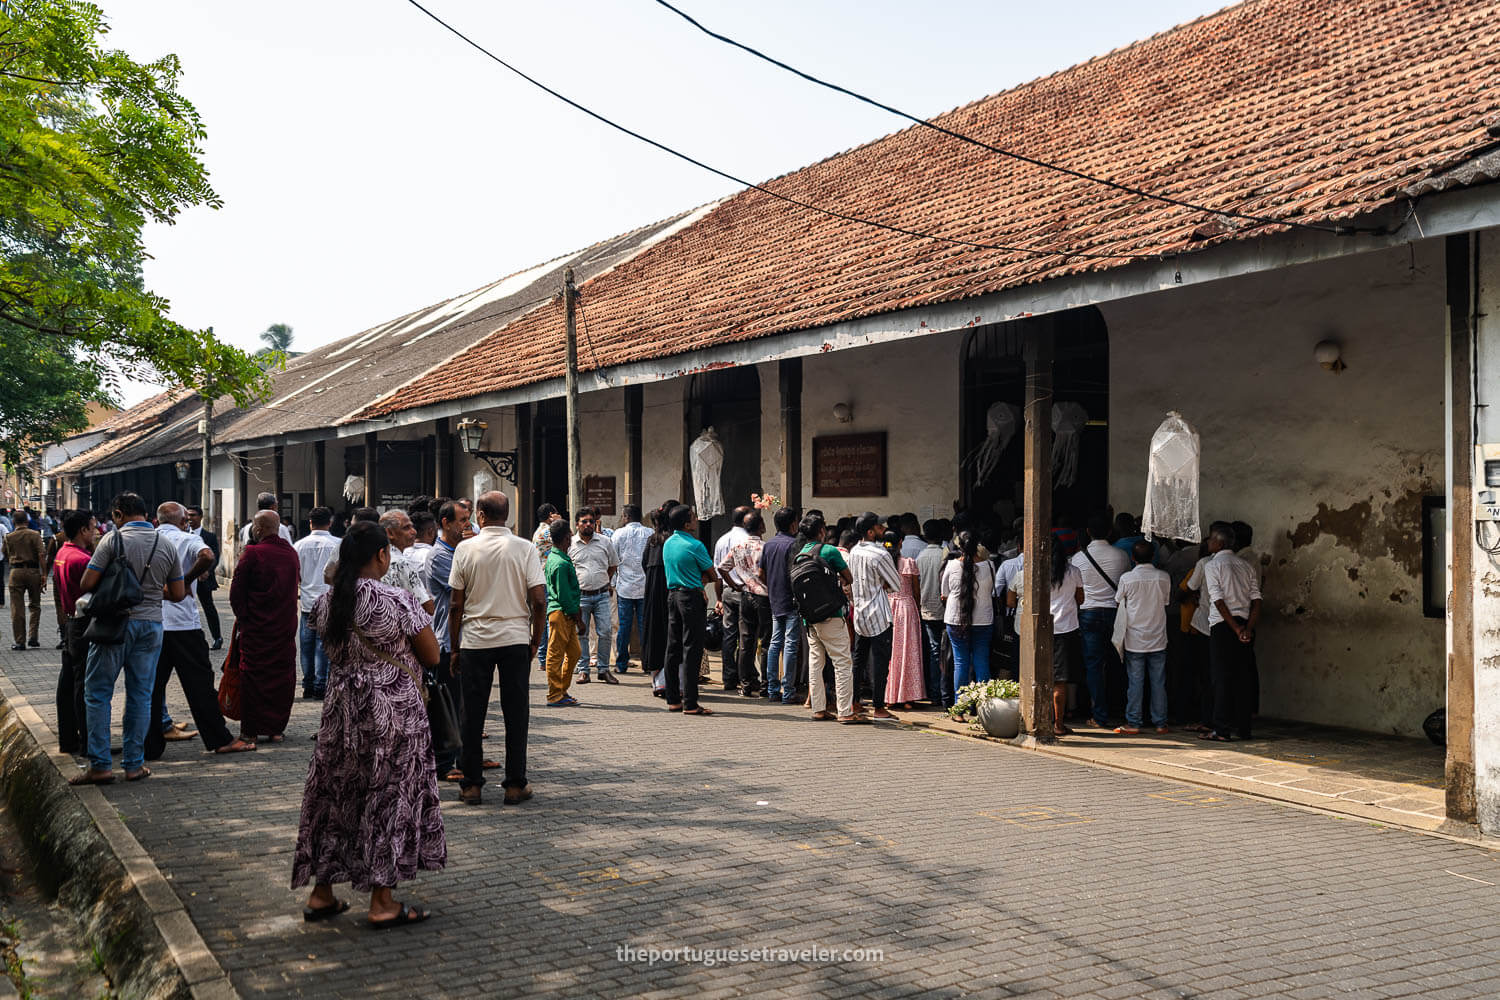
top-left (712, 506), bottom-right (752, 689)
top-left (145, 502), bottom-right (249, 760)
top-left (610, 505), bottom-right (652, 673)
top-left (1114, 541), bottom-right (1172, 735)
top-left (238, 492), bottom-right (295, 547)
top-left (409, 510), bottom-right (436, 575)
top-left (449, 491), bottom-right (546, 806)
top-left (569, 506), bottom-right (619, 683)
top-left (380, 510), bottom-right (435, 615)
top-left (1203, 523), bottom-right (1262, 741)
top-left (847, 511), bottom-right (902, 721)
top-left (1070, 514), bottom-right (1131, 728)
top-left (914, 520), bottom-right (951, 710)
top-left (292, 507), bottom-right (340, 699)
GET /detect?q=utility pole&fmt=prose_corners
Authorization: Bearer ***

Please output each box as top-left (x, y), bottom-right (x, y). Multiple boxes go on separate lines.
top-left (564, 266), bottom-right (582, 521)
top-left (200, 394), bottom-right (213, 531)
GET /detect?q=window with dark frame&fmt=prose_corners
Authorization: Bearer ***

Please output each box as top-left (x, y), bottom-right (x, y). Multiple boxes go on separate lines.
top-left (1422, 496), bottom-right (1446, 619)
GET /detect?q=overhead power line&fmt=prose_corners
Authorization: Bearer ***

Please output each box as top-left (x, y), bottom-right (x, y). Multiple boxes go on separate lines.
top-left (402, 0), bottom-right (1167, 262)
top-left (651, 0), bottom-right (1354, 238)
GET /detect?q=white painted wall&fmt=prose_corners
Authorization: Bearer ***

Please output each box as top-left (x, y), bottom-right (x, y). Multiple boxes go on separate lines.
top-left (799, 332), bottom-right (964, 519)
top-left (1467, 229), bottom-right (1500, 832)
top-left (643, 379), bottom-right (684, 513)
top-left (1103, 242), bottom-right (1447, 737)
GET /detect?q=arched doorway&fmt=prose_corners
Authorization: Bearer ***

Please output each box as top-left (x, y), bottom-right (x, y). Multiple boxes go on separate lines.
top-left (959, 307), bottom-right (1110, 539)
top-left (684, 367), bottom-right (761, 543)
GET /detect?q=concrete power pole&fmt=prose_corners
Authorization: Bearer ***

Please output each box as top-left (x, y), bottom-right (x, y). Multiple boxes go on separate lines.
top-left (200, 395), bottom-right (213, 531)
top-left (564, 266), bottom-right (581, 521)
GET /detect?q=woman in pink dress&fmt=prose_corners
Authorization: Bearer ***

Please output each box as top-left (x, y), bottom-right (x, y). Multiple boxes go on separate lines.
top-left (885, 555), bottom-right (926, 709)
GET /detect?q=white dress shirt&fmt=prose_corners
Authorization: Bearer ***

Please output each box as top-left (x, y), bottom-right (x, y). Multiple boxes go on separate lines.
top-left (995, 553), bottom-right (1024, 599)
top-left (293, 529), bottom-right (340, 613)
top-left (1185, 556), bottom-right (1212, 636)
top-left (158, 523), bottom-right (209, 632)
top-left (1115, 564), bottom-right (1171, 653)
top-left (713, 525), bottom-right (749, 587)
top-left (1203, 549), bottom-right (1262, 627)
top-left (569, 532), bottom-right (619, 592)
top-left (1070, 540), bottom-right (1132, 610)
top-left (611, 521), bottom-right (652, 600)
top-left (1009, 564), bottom-right (1084, 635)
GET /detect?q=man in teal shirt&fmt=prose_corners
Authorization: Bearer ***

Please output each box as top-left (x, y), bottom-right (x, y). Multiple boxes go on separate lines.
top-left (543, 521), bottom-right (583, 707)
top-left (662, 504), bottom-right (722, 715)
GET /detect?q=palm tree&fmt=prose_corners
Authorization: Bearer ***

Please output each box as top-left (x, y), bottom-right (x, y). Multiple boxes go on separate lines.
top-left (259, 323), bottom-right (293, 354)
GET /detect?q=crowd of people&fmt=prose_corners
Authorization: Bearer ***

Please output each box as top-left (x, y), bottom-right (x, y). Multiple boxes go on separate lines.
top-left (30, 485), bottom-right (1263, 929)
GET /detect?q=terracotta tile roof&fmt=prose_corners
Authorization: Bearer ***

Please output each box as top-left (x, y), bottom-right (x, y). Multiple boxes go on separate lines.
top-left (355, 0), bottom-right (1500, 420)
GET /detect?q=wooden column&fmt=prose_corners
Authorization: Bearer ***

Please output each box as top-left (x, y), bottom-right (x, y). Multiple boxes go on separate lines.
top-left (434, 417), bottom-right (452, 499)
top-left (235, 454), bottom-right (248, 528)
top-left (516, 403), bottom-right (534, 536)
top-left (1018, 320), bottom-right (1056, 743)
top-left (273, 444), bottom-right (285, 507)
top-left (779, 358), bottom-right (803, 510)
top-left (624, 385), bottom-right (643, 509)
top-left (363, 432), bottom-right (378, 508)
top-left (1446, 233), bottom-right (1478, 826)
top-left (313, 439), bottom-right (326, 508)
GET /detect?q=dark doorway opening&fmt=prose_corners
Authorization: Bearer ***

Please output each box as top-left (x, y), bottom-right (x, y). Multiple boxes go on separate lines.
top-left (532, 397), bottom-right (569, 520)
top-left (684, 368), bottom-right (762, 543)
top-left (959, 307), bottom-right (1110, 542)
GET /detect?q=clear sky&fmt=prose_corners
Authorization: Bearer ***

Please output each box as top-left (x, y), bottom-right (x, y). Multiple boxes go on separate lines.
top-left (101, 0), bottom-right (1232, 405)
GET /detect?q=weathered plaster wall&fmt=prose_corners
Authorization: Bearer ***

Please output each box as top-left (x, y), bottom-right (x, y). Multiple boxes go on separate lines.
top-left (1467, 229), bottom-right (1500, 832)
top-left (1103, 243), bottom-right (1446, 737)
top-left (799, 333), bottom-right (964, 519)
top-left (643, 379), bottom-right (684, 514)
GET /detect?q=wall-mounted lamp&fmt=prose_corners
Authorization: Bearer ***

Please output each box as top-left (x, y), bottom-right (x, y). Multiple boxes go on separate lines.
top-left (456, 417), bottom-right (519, 483)
top-left (832, 402), bottom-right (853, 424)
top-left (174, 460), bottom-right (191, 481)
top-left (1314, 339), bottom-right (1345, 373)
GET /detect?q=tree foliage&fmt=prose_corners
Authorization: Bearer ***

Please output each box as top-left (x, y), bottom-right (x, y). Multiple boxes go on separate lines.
top-left (259, 322), bottom-right (293, 354)
top-left (0, 0), bottom-right (271, 464)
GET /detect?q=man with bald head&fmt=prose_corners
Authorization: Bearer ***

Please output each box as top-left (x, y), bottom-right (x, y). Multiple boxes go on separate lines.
top-left (448, 490), bottom-right (546, 805)
top-left (228, 509), bottom-right (301, 742)
top-left (145, 502), bottom-right (251, 762)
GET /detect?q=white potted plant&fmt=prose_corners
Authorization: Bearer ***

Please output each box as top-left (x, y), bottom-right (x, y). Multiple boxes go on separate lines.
top-left (950, 678), bottom-right (1022, 738)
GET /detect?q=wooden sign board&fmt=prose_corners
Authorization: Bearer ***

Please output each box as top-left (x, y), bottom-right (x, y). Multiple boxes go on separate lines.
top-left (812, 432), bottom-right (887, 498)
top-left (584, 475), bottom-right (617, 516)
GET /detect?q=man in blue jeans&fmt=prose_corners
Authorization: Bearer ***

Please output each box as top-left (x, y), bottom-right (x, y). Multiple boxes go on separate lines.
top-left (611, 505), bottom-right (652, 672)
top-left (71, 492), bottom-right (185, 785)
top-left (292, 507), bottom-right (339, 698)
top-left (756, 507), bottom-right (802, 704)
top-left (1114, 540), bottom-right (1171, 734)
top-left (1070, 514), bottom-right (1131, 728)
top-left (569, 508), bottom-right (619, 683)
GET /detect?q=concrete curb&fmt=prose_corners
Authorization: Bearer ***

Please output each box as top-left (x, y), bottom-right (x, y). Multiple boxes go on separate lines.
top-left (902, 714), bottom-right (1500, 850)
top-left (0, 671), bottom-right (239, 1000)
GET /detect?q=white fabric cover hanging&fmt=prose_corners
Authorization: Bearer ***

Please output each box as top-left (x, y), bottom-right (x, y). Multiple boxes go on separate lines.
top-left (689, 427), bottom-right (725, 518)
top-left (965, 401), bottom-right (1020, 485)
top-left (342, 475), bottom-right (365, 503)
top-left (1141, 411), bottom-right (1201, 542)
top-left (472, 468), bottom-right (497, 500)
top-left (1051, 402), bottom-right (1089, 489)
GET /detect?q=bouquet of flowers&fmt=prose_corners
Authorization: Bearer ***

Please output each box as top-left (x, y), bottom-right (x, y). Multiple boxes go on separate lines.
top-left (750, 492), bottom-right (781, 510)
top-left (949, 678), bottom-right (1021, 720)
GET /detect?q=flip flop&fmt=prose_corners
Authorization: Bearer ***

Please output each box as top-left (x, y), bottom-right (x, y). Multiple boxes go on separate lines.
top-left (68, 770), bottom-right (114, 786)
top-left (682, 707), bottom-right (714, 716)
top-left (125, 767), bottom-right (151, 781)
top-left (1199, 732), bottom-right (1232, 742)
top-left (369, 902), bottom-right (430, 930)
top-left (667, 704), bottom-right (683, 712)
top-left (303, 899), bottom-right (350, 922)
top-left (214, 738), bottom-right (256, 754)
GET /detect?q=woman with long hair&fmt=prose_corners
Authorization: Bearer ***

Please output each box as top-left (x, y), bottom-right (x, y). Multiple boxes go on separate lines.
top-left (292, 521), bottom-right (446, 928)
top-left (941, 530), bottom-right (996, 704)
top-left (641, 502), bottom-right (676, 695)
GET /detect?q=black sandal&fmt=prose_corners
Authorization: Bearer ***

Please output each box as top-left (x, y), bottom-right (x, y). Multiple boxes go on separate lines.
top-left (303, 899), bottom-right (350, 922)
top-left (369, 902), bottom-right (430, 929)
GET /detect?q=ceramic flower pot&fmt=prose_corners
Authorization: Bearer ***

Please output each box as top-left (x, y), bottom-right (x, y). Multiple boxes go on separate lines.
top-left (977, 696), bottom-right (1021, 739)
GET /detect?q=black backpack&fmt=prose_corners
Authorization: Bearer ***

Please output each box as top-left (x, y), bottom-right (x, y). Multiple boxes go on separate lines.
top-left (789, 546), bottom-right (845, 624)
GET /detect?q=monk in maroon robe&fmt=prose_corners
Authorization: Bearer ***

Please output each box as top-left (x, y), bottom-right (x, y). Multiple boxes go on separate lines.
top-left (230, 511), bottom-right (301, 741)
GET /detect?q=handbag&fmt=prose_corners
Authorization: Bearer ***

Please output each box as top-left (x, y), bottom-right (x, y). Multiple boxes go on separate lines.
top-left (218, 624), bottom-right (242, 720)
top-left (353, 630), bottom-right (461, 757)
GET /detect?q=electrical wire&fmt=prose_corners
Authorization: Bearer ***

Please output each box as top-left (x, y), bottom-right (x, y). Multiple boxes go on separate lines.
top-left (402, 0), bottom-right (1168, 263)
top-left (651, 0), bottom-right (1354, 238)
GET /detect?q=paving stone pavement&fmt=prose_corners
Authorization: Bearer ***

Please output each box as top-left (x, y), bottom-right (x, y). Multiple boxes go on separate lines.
top-left (3, 601), bottom-right (1500, 999)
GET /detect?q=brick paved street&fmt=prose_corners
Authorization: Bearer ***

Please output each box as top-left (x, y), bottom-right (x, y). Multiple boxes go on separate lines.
top-left (3, 601), bottom-right (1500, 999)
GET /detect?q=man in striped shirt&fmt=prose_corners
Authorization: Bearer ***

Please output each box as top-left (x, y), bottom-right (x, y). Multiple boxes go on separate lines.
top-left (846, 511), bottom-right (901, 721)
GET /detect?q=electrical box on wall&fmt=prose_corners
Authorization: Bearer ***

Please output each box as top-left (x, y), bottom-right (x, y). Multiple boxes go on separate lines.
top-left (1477, 444), bottom-right (1500, 520)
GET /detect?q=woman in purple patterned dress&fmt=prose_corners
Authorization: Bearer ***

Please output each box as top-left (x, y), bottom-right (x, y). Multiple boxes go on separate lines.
top-left (293, 522), bottom-right (446, 928)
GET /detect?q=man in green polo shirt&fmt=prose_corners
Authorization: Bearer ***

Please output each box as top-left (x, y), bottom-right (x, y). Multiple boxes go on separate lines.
top-left (662, 504), bottom-right (722, 715)
top-left (543, 520), bottom-right (583, 707)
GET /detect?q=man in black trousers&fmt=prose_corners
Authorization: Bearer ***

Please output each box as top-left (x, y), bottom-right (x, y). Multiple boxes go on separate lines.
top-left (186, 505), bottom-right (223, 650)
